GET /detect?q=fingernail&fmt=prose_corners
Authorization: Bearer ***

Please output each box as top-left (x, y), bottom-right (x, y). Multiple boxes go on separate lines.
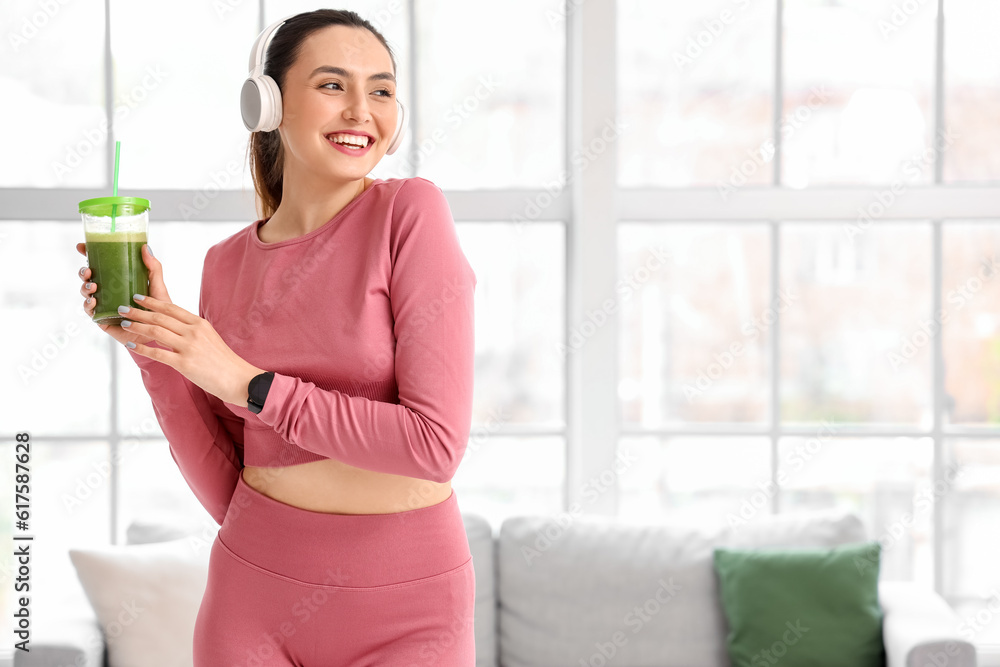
top-left (125, 341), bottom-right (136, 349)
top-left (146, 245), bottom-right (154, 258)
top-left (79, 267), bottom-right (86, 277)
top-left (133, 294), bottom-right (146, 301)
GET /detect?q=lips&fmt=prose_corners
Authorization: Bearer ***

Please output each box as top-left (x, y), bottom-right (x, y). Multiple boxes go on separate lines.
top-left (325, 132), bottom-right (376, 156)
top-left (324, 131), bottom-right (374, 147)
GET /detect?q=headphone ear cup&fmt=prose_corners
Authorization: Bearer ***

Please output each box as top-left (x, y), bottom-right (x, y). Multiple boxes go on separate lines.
top-left (240, 77), bottom-right (264, 132)
top-left (240, 74), bottom-right (283, 133)
top-left (385, 99), bottom-right (407, 155)
top-left (257, 74), bottom-right (283, 132)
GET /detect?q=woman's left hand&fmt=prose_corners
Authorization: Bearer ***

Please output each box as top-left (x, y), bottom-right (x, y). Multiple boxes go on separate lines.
top-left (123, 295), bottom-right (264, 406)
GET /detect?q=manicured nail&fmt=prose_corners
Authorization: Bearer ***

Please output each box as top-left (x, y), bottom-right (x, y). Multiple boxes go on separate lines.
top-left (118, 305), bottom-right (130, 315)
top-left (133, 294), bottom-right (145, 301)
top-left (121, 320), bottom-right (131, 328)
top-left (146, 245), bottom-right (154, 258)
top-left (125, 341), bottom-right (136, 349)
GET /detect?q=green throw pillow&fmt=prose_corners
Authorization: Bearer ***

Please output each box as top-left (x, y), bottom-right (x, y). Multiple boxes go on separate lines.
top-left (713, 541), bottom-right (885, 667)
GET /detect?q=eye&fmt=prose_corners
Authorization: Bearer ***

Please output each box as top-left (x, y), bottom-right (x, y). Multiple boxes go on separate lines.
top-left (319, 82), bottom-right (394, 98)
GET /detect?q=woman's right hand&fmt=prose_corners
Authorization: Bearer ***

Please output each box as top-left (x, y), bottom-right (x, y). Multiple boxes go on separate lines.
top-left (76, 242), bottom-right (174, 348)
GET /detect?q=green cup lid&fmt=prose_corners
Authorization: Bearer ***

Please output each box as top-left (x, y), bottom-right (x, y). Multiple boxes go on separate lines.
top-left (79, 196), bottom-right (151, 216)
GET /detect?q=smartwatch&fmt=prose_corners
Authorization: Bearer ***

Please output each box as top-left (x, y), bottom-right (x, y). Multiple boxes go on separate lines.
top-left (247, 371), bottom-right (275, 414)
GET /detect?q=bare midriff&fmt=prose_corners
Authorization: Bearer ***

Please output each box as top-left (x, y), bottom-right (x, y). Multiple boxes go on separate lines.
top-left (240, 458), bottom-right (452, 515)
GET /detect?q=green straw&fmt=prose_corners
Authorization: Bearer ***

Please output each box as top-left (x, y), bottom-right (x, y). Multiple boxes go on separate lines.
top-left (111, 140), bottom-right (121, 233)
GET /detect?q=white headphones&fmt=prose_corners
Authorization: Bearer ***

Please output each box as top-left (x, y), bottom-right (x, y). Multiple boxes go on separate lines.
top-left (240, 14), bottom-right (408, 155)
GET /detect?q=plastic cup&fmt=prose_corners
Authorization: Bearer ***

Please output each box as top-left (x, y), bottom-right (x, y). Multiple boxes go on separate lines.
top-left (79, 196), bottom-right (151, 325)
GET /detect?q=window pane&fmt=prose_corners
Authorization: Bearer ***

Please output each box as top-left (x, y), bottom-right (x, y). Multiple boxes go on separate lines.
top-left (619, 223), bottom-right (771, 426)
top-left (944, 438), bottom-right (1000, 645)
top-left (0, 441), bottom-right (111, 645)
top-left (780, 222), bottom-right (932, 426)
top-left (778, 436), bottom-right (933, 583)
top-left (944, 0), bottom-right (1000, 182)
top-left (452, 436), bottom-right (564, 531)
top-left (943, 222), bottom-right (1000, 426)
top-left (119, 438), bottom-right (215, 543)
top-left (783, 0), bottom-right (935, 186)
top-left (618, 437), bottom-right (772, 526)
top-left (462, 222), bottom-right (565, 428)
top-left (116, 222), bottom-right (248, 433)
top-left (617, 0), bottom-right (775, 187)
top-left (266, 1), bottom-right (415, 181)
top-left (1, 0), bottom-right (105, 187)
top-left (110, 1), bottom-right (257, 190)
top-left (2, 222), bottom-right (110, 436)
top-left (415, 0), bottom-right (564, 189)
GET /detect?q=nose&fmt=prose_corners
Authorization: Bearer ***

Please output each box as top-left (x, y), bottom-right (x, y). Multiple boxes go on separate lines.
top-left (342, 88), bottom-right (372, 124)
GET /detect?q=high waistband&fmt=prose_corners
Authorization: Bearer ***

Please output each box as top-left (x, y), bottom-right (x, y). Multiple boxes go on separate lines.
top-left (218, 471), bottom-right (471, 589)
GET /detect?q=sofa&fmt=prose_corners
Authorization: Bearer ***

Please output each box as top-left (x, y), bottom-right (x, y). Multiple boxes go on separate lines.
top-left (16, 506), bottom-right (976, 667)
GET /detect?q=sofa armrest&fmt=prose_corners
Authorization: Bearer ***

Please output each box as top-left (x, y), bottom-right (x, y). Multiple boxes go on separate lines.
top-left (880, 580), bottom-right (977, 667)
top-left (13, 612), bottom-right (106, 667)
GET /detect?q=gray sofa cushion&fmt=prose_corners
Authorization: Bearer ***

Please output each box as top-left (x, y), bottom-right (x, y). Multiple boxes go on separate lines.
top-left (497, 509), bottom-right (867, 667)
top-left (465, 513), bottom-right (499, 667)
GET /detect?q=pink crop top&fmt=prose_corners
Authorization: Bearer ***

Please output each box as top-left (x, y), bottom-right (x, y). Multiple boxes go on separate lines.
top-left (125, 177), bottom-right (477, 524)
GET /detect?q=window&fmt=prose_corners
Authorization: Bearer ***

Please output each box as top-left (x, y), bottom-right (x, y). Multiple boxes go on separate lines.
top-left (616, 0), bottom-right (1000, 649)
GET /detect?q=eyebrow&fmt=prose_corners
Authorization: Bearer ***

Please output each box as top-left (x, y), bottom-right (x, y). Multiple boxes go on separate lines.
top-left (308, 65), bottom-right (396, 83)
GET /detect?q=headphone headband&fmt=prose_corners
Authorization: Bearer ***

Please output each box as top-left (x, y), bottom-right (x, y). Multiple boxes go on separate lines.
top-left (248, 14), bottom-right (296, 77)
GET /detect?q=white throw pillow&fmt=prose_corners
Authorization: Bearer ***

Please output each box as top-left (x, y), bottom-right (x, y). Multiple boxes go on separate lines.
top-left (68, 536), bottom-right (210, 667)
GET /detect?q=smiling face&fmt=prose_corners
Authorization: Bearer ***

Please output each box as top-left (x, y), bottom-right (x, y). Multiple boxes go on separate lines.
top-left (277, 24), bottom-right (398, 182)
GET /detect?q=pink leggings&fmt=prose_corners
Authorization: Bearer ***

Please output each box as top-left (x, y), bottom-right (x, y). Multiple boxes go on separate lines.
top-left (193, 470), bottom-right (476, 666)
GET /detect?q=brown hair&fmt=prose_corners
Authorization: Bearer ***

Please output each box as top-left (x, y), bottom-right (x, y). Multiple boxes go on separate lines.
top-left (246, 9), bottom-right (397, 220)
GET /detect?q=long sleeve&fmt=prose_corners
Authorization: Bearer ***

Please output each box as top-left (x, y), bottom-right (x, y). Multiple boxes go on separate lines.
top-left (124, 254), bottom-right (244, 525)
top-left (250, 178), bottom-right (477, 483)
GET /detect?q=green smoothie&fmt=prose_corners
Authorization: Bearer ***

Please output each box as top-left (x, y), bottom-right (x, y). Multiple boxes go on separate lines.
top-left (85, 231), bottom-right (149, 325)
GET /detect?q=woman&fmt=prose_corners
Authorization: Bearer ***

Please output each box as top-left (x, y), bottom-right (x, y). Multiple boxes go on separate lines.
top-left (75, 9), bottom-right (477, 665)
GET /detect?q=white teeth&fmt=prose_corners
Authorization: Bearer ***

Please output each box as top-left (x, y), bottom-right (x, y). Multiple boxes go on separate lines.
top-left (327, 133), bottom-right (369, 147)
